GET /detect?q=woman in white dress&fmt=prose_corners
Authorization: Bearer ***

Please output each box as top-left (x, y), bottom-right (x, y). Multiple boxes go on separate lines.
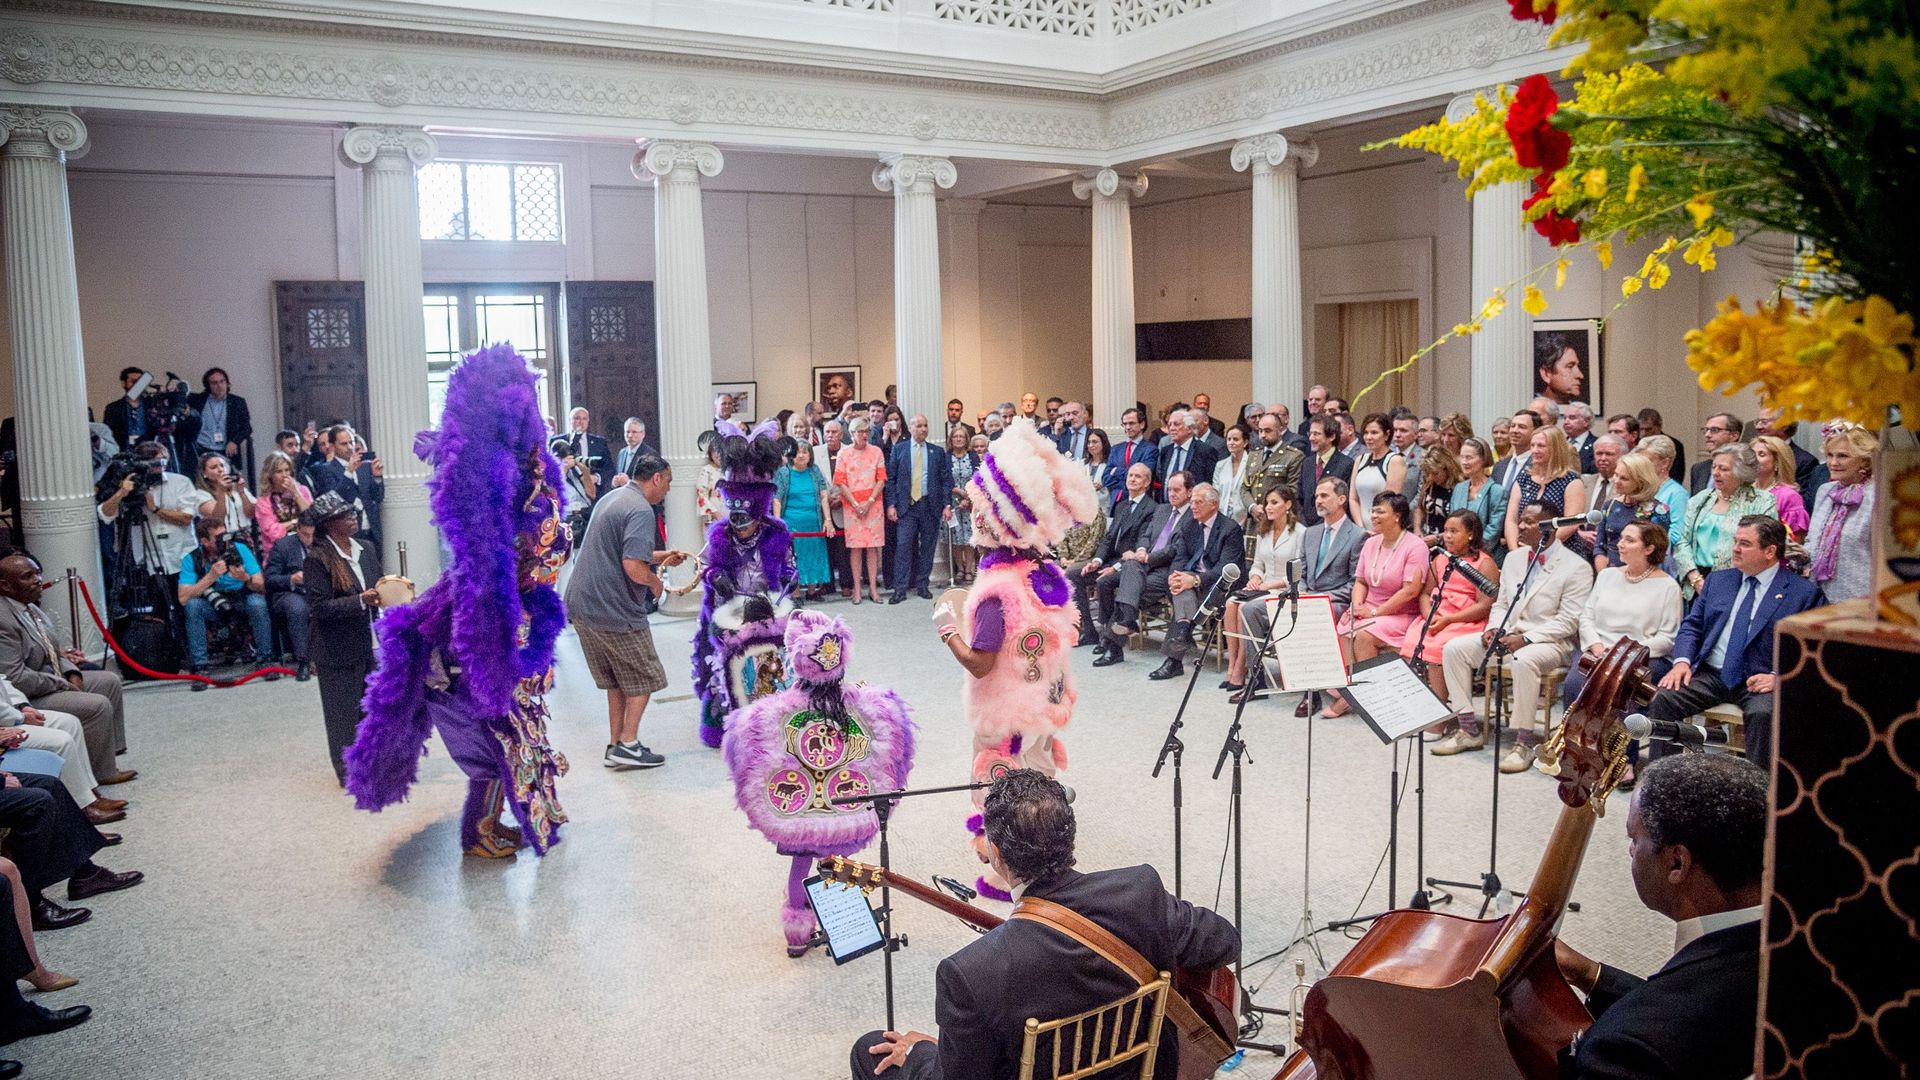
top-left (1347, 413), bottom-right (1407, 531)
top-left (1221, 486), bottom-right (1306, 694)
top-left (1213, 424), bottom-right (1253, 523)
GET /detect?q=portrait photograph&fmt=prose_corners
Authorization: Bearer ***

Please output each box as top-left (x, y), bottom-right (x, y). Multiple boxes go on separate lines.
top-left (1533, 319), bottom-right (1603, 410)
top-left (813, 365), bottom-right (861, 415)
top-left (713, 381), bottom-right (756, 423)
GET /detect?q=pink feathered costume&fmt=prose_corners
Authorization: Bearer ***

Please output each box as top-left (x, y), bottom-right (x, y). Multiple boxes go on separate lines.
top-left (944, 418), bottom-right (1098, 900)
top-left (722, 608), bottom-right (915, 955)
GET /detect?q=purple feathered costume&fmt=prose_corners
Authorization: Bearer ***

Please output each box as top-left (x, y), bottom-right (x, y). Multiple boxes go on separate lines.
top-left (722, 608), bottom-right (914, 955)
top-left (344, 344), bottom-right (573, 858)
top-left (693, 418), bottom-right (798, 747)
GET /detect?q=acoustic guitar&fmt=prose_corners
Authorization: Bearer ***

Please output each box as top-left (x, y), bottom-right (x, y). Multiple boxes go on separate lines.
top-left (1269, 637), bottom-right (1654, 1080)
top-left (816, 855), bottom-right (1239, 1078)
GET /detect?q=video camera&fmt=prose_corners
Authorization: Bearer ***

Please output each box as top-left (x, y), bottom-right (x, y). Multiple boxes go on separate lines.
top-left (128, 371), bottom-right (193, 439)
top-left (95, 451), bottom-right (165, 504)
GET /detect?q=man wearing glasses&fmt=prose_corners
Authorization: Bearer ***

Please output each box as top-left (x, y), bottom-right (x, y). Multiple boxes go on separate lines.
top-left (1690, 414), bottom-right (1744, 495)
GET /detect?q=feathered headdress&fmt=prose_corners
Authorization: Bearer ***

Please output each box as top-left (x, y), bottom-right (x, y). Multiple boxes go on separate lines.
top-left (965, 417), bottom-right (1098, 552)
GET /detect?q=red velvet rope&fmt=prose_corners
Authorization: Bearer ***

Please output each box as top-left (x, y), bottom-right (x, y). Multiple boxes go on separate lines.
top-left (73, 577), bottom-right (296, 687)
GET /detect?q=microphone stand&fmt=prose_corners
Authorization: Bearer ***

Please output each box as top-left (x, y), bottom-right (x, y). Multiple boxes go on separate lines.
top-left (830, 780), bottom-right (990, 1032)
top-left (1151, 570), bottom-right (1235, 899)
top-left (1429, 533), bottom-right (1550, 917)
top-left (1397, 552), bottom-right (1459, 912)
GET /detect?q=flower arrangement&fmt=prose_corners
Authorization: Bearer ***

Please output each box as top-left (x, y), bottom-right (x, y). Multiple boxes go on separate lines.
top-left (1378, 0), bottom-right (1919, 429)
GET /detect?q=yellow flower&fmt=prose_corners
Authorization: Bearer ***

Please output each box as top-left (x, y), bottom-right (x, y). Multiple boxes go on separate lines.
top-left (1480, 290), bottom-right (1507, 321)
top-left (1686, 294), bottom-right (1920, 431)
top-left (1654, 236), bottom-right (1679, 256)
top-left (1626, 164), bottom-right (1647, 204)
top-left (1594, 241), bottom-right (1614, 270)
top-left (1452, 321), bottom-right (1484, 337)
top-left (1555, 258), bottom-right (1571, 290)
top-left (1647, 261), bottom-right (1672, 290)
top-left (1622, 276), bottom-right (1644, 297)
top-left (1638, 252), bottom-right (1663, 278)
top-left (1548, 172), bottom-right (1574, 198)
top-left (1524, 284), bottom-right (1549, 316)
top-left (1685, 192), bottom-right (1715, 229)
top-left (1582, 169), bottom-right (1608, 198)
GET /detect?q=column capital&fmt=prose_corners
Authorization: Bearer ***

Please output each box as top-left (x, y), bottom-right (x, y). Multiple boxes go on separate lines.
top-left (1230, 133), bottom-right (1317, 174)
top-left (1446, 85), bottom-right (1514, 123)
top-left (0, 105), bottom-right (87, 158)
top-left (873, 154), bottom-right (956, 195)
top-left (635, 140), bottom-right (723, 182)
top-left (1071, 168), bottom-right (1148, 201)
top-left (340, 126), bottom-right (437, 169)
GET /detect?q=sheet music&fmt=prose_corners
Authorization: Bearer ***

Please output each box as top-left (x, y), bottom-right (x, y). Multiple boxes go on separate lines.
top-left (1342, 653), bottom-right (1455, 744)
top-left (1258, 594), bottom-right (1350, 693)
top-left (805, 876), bottom-right (886, 965)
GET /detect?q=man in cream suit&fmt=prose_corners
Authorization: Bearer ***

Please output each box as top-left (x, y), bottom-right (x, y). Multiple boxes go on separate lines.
top-left (1233, 477), bottom-right (1362, 708)
top-left (1434, 499), bottom-right (1593, 763)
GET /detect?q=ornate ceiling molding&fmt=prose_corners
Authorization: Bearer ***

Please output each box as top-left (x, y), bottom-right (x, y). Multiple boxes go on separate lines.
top-left (0, 1), bottom-right (1565, 166)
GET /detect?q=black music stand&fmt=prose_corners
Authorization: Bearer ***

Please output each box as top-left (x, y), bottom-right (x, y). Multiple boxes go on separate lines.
top-left (1338, 653), bottom-right (1456, 917)
top-left (830, 780), bottom-right (989, 1031)
top-left (1150, 582), bottom-right (1234, 899)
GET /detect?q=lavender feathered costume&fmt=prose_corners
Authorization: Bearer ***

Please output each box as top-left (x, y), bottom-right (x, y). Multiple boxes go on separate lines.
top-left (344, 344), bottom-right (573, 858)
top-left (693, 418), bottom-right (798, 747)
top-left (722, 609), bottom-right (914, 955)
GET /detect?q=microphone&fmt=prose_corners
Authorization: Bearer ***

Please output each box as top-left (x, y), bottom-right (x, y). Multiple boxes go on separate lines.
top-left (1622, 712), bottom-right (1732, 750)
top-left (933, 875), bottom-right (978, 902)
top-left (1286, 557), bottom-right (1302, 620)
top-left (1058, 784), bottom-right (1077, 805)
top-left (1446, 552), bottom-right (1498, 598)
top-left (1540, 509), bottom-right (1605, 529)
top-left (1192, 562), bottom-right (1242, 626)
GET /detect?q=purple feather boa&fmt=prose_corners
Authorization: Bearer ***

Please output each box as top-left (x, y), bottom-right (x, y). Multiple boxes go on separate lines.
top-left (693, 476), bottom-right (798, 746)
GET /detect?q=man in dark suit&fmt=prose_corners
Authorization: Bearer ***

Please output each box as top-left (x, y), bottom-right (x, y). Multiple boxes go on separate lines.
top-left (1555, 753), bottom-right (1766, 1080)
top-left (944, 398), bottom-right (976, 444)
top-left (1297, 385), bottom-right (1330, 438)
top-left (185, 367), bottom-right (254, 477)
top-left (1296, 416), bottom-right (1354, 527)
top-left (1490, 410), bottom-right (1537, 490)
top-left (1092, 471), bottom-right (1193, 668)
top-left (1151, 483), bottom-right (1246, 681)
top-left (1154, 412), bottom-right (1218, 501)
top-left (100, 367), bottom-right (148, 453)
top-left (306, 426), bottom-right (385, 541)
top-left (612, 417), bottom-right (659, 483)
top-left (1108, 408), bottom-right (1158, 503)
top-left (1639, 408), bottom-right (1686, 484)
top-left (1648, 516), bottom-right (1822, 768)
top-left (885, 414), bottom-right (952, 603)
top-left (1234, 477), bottom-right (1363, 708)
top-left (265, 516), bottom-right (315, 681)
top-left (1074, 463), bottom-right (1159, 647)
top-left (565, 407), bottom-right (616, 498)
top-left (1050, 401), bottom-right (1092, 461)
top-left (853, 769), bottom-right (1238, 1080)
top-left (1689, 412), bottom-right (1743, 493)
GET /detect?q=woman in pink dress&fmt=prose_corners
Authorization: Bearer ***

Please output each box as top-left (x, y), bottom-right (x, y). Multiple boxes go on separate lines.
top-left (1752, 434), bottom-right (1810, 538)
top-left (254, 450), bottom-right (313, 548)
top-left (833, 417), bottom-right (888, 604)
top-left (1324, 491), bottom-right (1427, 718)
top-left (1401, 509), bottom-right (1499, 704)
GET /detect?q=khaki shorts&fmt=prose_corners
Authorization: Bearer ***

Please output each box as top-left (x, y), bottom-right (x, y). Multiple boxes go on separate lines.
top-left (574, 622), bottom-right (668, 695)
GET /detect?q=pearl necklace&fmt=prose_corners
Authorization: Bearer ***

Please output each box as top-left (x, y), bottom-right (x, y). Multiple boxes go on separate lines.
top-left (1623, 566), bottom-right (1655, 584)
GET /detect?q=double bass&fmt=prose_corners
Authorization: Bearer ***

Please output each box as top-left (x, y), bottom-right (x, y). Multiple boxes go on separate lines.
top-left (1272, 637), bottom-right (1654, 1080)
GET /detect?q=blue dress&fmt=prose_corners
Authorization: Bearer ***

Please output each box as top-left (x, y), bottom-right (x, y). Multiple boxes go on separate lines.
top-left (778, 465), bottom-right (831, 586)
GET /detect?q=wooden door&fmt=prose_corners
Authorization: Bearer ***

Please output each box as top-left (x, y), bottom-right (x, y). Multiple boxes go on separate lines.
top-left (276, 282), bottom-right (369, 433)
top-left (564, 281), bottom-right (659, 445)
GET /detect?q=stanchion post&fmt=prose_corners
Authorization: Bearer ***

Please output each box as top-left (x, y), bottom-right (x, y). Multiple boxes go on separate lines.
top-left (398, 540), bottom-right (410, 579)
top-left (65, 567), bottom-right (81, 651)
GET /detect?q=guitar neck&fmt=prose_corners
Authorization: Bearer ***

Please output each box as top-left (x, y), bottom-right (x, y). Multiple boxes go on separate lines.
top-left (880, 872), bottom-right (1005, 933)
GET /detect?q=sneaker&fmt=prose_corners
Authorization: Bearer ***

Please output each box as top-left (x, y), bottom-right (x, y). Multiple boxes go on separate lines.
top-left (190, 667), bottom-right (210, 692)
top-left (1430, 725), bottom-right (1488, 756)
top-left (1499, 744), bottom-right (1536, 774)
top-left (605, 741), bottom-right (665, 769)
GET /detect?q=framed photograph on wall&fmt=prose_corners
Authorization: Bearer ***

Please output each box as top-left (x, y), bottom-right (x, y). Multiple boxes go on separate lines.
top-left (714, 381), bottom-right (757, 424)
top-left (1532, 318), bottom-right (1603, 411)
top-left (812, 366), bottom-right (862, 418)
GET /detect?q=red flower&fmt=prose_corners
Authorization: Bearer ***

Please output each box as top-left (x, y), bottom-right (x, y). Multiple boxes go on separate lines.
top-left (1507, 0), bottom-right (1557, 23)
top-left (1505, 74), bottom-right (1571, 172)
top-left (1523, 178), bottom-right (1581, 245)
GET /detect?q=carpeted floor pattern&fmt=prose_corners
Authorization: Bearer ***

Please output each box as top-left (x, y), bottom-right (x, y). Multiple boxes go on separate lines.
top-left (15, 594), bottom-right (1674, 1078)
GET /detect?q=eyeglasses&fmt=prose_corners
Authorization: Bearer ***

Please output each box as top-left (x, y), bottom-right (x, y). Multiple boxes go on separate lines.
top-left (1702, 425), bottom-right (1735, 434)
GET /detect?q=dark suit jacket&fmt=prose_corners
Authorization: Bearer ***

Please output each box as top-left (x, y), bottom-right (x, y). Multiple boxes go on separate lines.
top-left (1096, 496), bottom-right (1162, 564)
top-left (1171, 513), bottom-right (1246, 592)
top-left (929, 865), bottom-right (1238, 1080)
top-left (1145, 507), bottom-right (1191, 571)
top-left (614, 442), bottom-right (661, 478)
top-left (1564, 920), bottom-right (1760, 1080)
top-left (102, 397), bottom-right (138, 454)
top-left (1109, 438), bottom-right (1158, 485)
top-left (566, 431), bottom-right (615, 495)
top-left (303, 541), bottom-right (383, 670)
top-left (885, 440), bottom-right (953, 516)
top-left (1296, 450), bottom-right (1355, 526)
top-left (265, 534), bottom-right (311, 596)
top-left (1671, 566), bottom-right (1822, 681)
top-left (945, 420), bottom-right (977, 444)
top-left (1688, 457), bottom-right (1714, 495)
top-left (1154, 439), bottom-right (1219, 498)
top-left (1299, 517), bottom-right (1363, 609)
top-left (1491, 455), bottom-right (1528, 490)
top-left (1665, 434), bottom-right (1688, 482)
top-left (1052, 425), bottom-right (1093, 460)
top-left (185, 391), bottom-right (254, 453)
top-left (1281, 430), bottom-right (1311, 454)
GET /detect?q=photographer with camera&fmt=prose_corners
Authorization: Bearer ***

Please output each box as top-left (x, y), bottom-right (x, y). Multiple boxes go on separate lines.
top-left (306, 425), bottom-right (384, 541)
top-left (177, 518), bottom-right (275, 689)
top-left (96, 442), bottom-right (199, 603)
top-left (550, 435), bottom-right (599, 543)
top-left (193, 453), bottom-right (258, 552)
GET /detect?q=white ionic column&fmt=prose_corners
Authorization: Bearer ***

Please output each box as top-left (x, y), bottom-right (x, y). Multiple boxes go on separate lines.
top-left (874, 155), bottom-right (955, 422)
top-left (340, 126), bottom-right (440, 586)
top-left (636, 140), bottom-right (723, 560)
top-left (1452, 91), bottom-right (1533, 433)
top-left (1232, 134), bottom-right (1317, 418)
top-left (1072, 168), bottom-right (1148, 439)
top-left (0, 106), bottom-right (100, 650)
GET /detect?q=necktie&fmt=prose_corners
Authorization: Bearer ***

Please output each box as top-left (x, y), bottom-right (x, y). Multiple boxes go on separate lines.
top-left (1319, 524), bottom-right (1335, 566)
top-left (1171, 445), bottom-right (1185, 475)
top-left (911, 442), bottom-right (924, 501)
top-left (1153, 510), bottom-right (1179, 552)
top-left (1723, 577), bottom-right (1761, 686)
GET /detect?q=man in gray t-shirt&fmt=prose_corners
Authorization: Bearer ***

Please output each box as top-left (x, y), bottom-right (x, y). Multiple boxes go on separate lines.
top-left (563, 454), bottom-right (685, 769)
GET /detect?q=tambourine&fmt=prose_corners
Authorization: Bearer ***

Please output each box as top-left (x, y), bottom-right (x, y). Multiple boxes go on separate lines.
top-left (374, 574), bottom-right (417, 608)
top-left (662, 552), bottom-right (705, 597)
